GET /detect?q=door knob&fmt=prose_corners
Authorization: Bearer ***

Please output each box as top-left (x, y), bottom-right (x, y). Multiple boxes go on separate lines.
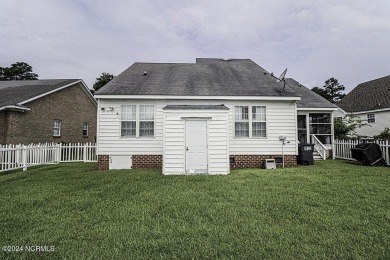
top-left (186, 147), bottom-right (189, 151)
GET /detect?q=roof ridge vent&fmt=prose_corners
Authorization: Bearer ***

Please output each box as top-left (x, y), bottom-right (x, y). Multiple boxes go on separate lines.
top-left (222, 58), bottom-right (232, 61)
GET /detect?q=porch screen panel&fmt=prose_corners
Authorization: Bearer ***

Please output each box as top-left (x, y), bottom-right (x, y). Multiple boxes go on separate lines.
top-left (121, 105), bottom-right (136, 137)
top-left (139, 105), bottom-right (154, 137)
top-left (309, 113), bottom-right (332, 144)
top-left (235, 106), bottom-right (249, 137)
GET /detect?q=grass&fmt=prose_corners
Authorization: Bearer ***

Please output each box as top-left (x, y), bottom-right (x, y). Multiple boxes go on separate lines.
top-left (0, 160), bottom-right (389, 259)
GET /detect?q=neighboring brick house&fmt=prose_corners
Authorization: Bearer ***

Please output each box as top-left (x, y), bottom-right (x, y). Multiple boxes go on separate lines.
top-left (0, 79), bottom-right (97, 144)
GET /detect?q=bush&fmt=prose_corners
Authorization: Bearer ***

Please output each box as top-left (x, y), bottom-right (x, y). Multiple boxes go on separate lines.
top-left (374, 127), bottom-right (390, 140)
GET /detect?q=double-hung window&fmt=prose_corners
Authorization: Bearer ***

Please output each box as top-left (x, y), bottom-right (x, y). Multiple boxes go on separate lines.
top-left (139, 105), bottom-right (155, 137)
top-left (235, 106), bottom-right (249, 137)
top-left (53, 119), bottom-right (61, 137)
top-left (234, 105), bottom-right (267, 138)
top-left (252, 106), bottom-right (266, 137)
top-left (121, 105), bottom-right (136, 137)
top-left (121, 105), bottom-right (154, 137)
top-left (367, 113), bottom-right (375, 123)
top-left (83, 122), bottom-right (89, 137)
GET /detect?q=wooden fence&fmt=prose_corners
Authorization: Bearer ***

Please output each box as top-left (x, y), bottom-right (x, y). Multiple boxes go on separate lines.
top-left (0, 143), bottom-right (97, 173)
top-left (334, 139), bottom-right (390, 165)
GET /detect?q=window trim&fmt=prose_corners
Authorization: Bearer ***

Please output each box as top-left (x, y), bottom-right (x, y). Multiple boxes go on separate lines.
top-left (83, 122), bottom-right (89, 138)
top-left (121, 105), bottom-right (137, 137)
top-left (53, 119), bottom-right (62, 137)
top-left (367, 113), bottom-right (375, 123)
top-left (234, 105), bottom-right (267, 139)
top-left (120, 104), bottom-right (156, 138)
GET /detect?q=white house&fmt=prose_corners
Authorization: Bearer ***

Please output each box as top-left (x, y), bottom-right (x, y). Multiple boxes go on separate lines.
top-left (94, 58), bottom-right (337, 174)
top-left (338, 75), bottom-right (390, 138)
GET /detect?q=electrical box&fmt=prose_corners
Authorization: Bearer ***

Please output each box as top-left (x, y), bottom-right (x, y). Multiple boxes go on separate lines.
top-left (109, 155), bottom-right (132, 170)
top-left (265, 159), bottom-right (276, 169)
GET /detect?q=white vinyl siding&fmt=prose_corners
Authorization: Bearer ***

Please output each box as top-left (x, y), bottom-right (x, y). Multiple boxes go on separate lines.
top-left (163, 109), bottom-right (229, 175)
top-left (354, 110), bottom-right (390, 137)
top-left (97, 99), bottom-right (297, 157)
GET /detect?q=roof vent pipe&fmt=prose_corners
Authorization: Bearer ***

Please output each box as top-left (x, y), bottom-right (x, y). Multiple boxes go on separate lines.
top-left (143, 71), bottom-right (147, 76)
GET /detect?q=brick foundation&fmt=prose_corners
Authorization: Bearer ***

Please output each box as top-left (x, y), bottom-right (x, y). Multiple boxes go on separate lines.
top-left (230, 155), bottom-right (297, 169)
top-left (98, 155), bottom-right (109, 170)
top-left (132, 155), bottom-right (163, 169)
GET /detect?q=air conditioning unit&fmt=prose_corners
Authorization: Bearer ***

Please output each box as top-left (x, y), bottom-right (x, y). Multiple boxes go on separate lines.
top-left (265, 159), bottom-right (276, 169)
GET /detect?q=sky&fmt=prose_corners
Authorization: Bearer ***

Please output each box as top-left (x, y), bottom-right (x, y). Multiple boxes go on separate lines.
top-left (1, 0), bottom-right (389, 93)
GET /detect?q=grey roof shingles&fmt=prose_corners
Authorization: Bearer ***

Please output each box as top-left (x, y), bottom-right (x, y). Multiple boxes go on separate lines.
top-left (338, 75), bottom-right (390, 112)
top-left (286, 78), bottom-right (338, 109)
top-left (0, 79), bottom-right (79, 107)
top-left (96, 58), bottom-right (299, 97)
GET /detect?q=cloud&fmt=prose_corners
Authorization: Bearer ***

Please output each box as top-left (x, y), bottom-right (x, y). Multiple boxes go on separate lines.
top-left (0, 0), bottom-right (389, 91)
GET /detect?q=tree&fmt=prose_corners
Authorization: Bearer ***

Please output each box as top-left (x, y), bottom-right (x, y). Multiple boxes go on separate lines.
top-left (0, 62), bottom-right (39, 80)
top-left (334, 114), bottom-right (368, 139)
top-left (373, 127), bottom-right (390, 140)
top-left (93, 72), bottom-right (114, 93)
top-left (311, 77), bottom-right (346, 103)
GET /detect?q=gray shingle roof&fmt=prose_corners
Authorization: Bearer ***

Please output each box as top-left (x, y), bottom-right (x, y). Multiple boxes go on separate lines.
top-left (96, 58), bottom-right (298, 97)
top-left (338, 75), bottom-right (390, 112)
top-left (286, 78), bottom-right (338, 109)
top-left (0, 79), bottom-right (80, 108)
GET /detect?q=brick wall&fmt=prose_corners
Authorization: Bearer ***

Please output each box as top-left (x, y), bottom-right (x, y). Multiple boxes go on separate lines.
top-left (3, 82), bottom-right (97, 145)
top-left (98, 154), bottom-right (296, 171)
top-left (230, 155), bottom-right (297, 168)
top-left (132, 155), bottom-right (163, 169)
top-left (98, 155), bottom-right (109, 170)
top-left (0, 111), bottom-right (8, 144)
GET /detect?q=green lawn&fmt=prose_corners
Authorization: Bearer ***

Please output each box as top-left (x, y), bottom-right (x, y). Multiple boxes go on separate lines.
top-left (1, 160), bottom-right (389, 259)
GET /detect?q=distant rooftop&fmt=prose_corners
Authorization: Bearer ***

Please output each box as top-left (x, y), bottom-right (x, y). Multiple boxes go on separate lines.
top-left (0, 79), bottom-right (81, 108)
top-left (338, 75), bottom-right (390, 112)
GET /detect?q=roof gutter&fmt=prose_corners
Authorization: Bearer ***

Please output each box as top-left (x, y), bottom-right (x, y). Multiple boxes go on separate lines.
top-left (94, 95), bottom-right (301, 101)
top-left (346, 107), bottom-right (390, 114)
top-left (0, 105), bottom-right (31, 112)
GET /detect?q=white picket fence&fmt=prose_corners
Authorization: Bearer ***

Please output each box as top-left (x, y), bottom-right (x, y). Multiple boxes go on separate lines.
top-left (0, 142), bottom-right (97, 173)
top-left (334, 139), bottom-right (390, 165)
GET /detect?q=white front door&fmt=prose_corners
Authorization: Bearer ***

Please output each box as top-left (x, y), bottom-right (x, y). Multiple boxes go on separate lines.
top-left (185, 120), bottom-right (208, 174)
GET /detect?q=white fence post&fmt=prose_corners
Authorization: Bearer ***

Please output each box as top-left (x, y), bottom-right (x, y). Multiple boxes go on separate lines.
top-left (23, 145), bottom-right (27, 171)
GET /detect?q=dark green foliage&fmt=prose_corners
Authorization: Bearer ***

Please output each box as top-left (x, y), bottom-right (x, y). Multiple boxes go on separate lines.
top-left (1, 161), bottom-right (390, 259)
top-left (374, 127), bottom-right (390, 140)
top-left (312, 77), bottom-right (346, 103)
top-left (334, 114), bottom-right (368, 139)
top-left (0, 62), bottom-right (39, 80)
top-left (92, 72), bottom-right (114, 93)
